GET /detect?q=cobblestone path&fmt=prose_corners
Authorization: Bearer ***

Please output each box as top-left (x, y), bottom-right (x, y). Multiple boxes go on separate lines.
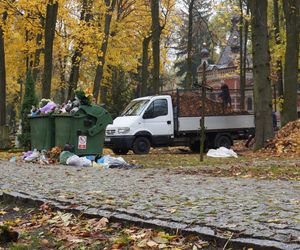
top-left (0, 161), bottom-right (299, 249)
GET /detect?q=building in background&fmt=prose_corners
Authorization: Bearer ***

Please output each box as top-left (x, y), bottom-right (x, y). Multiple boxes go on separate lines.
top-left (197, 17), bottom-right (300, 117)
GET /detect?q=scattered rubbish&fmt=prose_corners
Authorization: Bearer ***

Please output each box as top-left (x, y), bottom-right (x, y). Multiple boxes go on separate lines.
top-left (85, 155), bottom-right (95, 161)
top-left (24, 149), bottom-right (40, 162)
top-left (207, 147), bottom-right (238, 158)
top-left (10, 148), bottom-right (141, 170)
top-left (21, 151), bottom-right (32, 160)
top-left (97, 155), bottom-right (126, 165)
top-left (59, 151), bottom-right (75, 165)
top-left (39, 101), bottom-right (57, 114)
top-left (66, 155), bottom-right (92, 167)
top-left (96, 155), bottom-right (143, 169)
top-left (9, 157), bottom-right (16, 162)
top-left (29, 88), bottom-right (94, 118)
top-left (47, 147), bottom-right (62, 164)
top-left (39, 150), bottom-right (49, 165)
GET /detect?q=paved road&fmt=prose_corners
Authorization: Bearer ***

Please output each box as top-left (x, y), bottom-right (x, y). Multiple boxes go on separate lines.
top-left (0, 161), bottom-right (299, 249)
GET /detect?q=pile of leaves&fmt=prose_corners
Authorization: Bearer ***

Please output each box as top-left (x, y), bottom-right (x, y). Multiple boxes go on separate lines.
top-left (0, 203), bottom-right (214, 250)
top-left (264, 119), bottom-right (300, 156)
top-left (46, 146), bottom-right (62, 164)
top-left (170, 91), bottom-right (249, 117)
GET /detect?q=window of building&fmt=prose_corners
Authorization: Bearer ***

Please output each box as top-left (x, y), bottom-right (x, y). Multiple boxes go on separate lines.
top-left (247, 97), bottom-right (253, 111)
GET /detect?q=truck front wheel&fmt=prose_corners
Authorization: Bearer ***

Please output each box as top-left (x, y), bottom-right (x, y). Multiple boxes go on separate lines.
top-left (214, 134), bottom-right (232, 149)
top-left (132, 137), bottom-right (150, 154)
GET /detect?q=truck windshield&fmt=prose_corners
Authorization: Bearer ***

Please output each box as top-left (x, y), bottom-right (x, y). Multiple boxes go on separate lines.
top-left (121, 100), bottom-right (150, 116)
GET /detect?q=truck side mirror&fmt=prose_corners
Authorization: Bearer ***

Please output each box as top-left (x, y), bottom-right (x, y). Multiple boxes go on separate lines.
top-left (143, 111), bottom-right (153, 119)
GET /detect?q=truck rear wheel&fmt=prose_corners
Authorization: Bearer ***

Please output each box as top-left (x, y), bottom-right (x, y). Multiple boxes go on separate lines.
top-left (132, 137), bottom-right (150, 154)
top-left (112, 148), bottom-right (129, 155)
top-left (214, 134), bottom-right (232, 149)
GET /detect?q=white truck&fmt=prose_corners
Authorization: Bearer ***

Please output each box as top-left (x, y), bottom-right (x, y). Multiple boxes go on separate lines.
top-left (104, 92), bottom-right (255, 154)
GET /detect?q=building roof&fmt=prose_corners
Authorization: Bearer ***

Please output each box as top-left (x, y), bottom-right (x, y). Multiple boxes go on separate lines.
top-left (217, 16), bottom-right (240, 66)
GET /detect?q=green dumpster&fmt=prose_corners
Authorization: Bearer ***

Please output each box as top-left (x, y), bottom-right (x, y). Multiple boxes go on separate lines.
top-left (29, 114), bottom-right (55, 150)
top-left (54, 105), bottom-right (112, 156)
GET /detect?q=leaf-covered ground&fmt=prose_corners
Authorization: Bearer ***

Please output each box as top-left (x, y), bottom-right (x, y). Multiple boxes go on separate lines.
top-left (0, 140), bottom-right (299, 180)
top-left (121, 143), bottom-right (300, 180)
top-left (0, 201), bottom-right (222, 250)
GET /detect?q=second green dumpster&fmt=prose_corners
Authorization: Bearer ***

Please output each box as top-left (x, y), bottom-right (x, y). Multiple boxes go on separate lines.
top-left (54, 105), bottom-right (112, 156)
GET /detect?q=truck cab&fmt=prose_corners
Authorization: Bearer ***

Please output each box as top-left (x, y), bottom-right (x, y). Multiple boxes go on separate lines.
top-left (105, 96), bottom-right (174, 154)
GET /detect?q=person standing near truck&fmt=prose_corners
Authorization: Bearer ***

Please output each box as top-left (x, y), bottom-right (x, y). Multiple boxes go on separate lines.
top-left (218, 84), bottom-right (232, 112)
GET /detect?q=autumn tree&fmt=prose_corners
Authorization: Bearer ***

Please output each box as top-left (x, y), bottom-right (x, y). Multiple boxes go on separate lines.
top-left (19, 70), bottom-right (38, 148)
top-left (186, 0), bottom-right (195, 88)
top-left (0, 10), bottom-right (7, 126)
top-left (151, 0), bottom-right (161, 94)
top-left (250, 0), bottom-right (274, 150)
top-left (67, 0), bottom-right (93, 100)
top-left (174, 0), bottom-right (211, 87)
top-left (281, 0), bottom-right (299, 126)
top-left (42, 0), bottom-right (58, 99)
top-left (272, 0), bottom-right (284, 101)
top-left (93, 0), bottom-right (117, 102)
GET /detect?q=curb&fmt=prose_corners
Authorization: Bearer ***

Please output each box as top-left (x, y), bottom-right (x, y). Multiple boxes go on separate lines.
top-left (1, 191), bottom-right (299, 250)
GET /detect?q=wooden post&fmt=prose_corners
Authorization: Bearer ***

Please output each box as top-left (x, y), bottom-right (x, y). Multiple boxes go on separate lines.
top-left (200, 61), bottom-right (206, 162)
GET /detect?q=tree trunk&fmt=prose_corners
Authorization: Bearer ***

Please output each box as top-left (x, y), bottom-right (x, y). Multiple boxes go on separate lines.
top-left (242, 5), bottom-right (249, 107)
top-left (32, 33), bottom-right (43, 83)
top-left (281, 0), bottom-right (299, 126)
top-left (186, 0), bottom-right (195, 88)
top-left (0, 11), bottom-right (7, 126)
top-left (42, 1), bottom-right (58, 99)
top-left (68, 0), bottom-right (93, 100)
top-left (141, 35), bottom-right (151, 96)
top-left (151, 0), bottom-right (161, 94)
top-left (93, 0), bottom-right (117, 102)
top-left (250, 0), bottom-right (274, 150)
top-left (239, 0), bottom-right (244, 110)
top-left (273, 0), bottom-right (284, 98)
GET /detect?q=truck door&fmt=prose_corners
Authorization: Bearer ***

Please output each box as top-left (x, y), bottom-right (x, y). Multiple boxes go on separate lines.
top-left (142, 98), bottom-right (174, 142)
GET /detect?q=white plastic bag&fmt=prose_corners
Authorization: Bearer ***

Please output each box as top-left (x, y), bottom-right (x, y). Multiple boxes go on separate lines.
top-left (66, 155), bottom-right (92, 167)
top-left (24, 149), bottom-right (40, 162)
top-left (96, 155), bottom-right (127, 169)
top-left (207, 147), bottom-right (238, 158)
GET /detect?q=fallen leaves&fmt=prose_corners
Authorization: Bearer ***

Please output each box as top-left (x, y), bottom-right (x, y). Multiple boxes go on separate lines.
top-left (0, 202), bottom-right (213, 249)
top-left (262, 119), bottom-right (300, 157)
top-left (0, 210), bottom-right (7, 215)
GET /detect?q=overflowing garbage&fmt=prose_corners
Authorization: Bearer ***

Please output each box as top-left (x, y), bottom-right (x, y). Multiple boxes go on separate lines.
top-left (263, 119), bottom-right (300, 156)
top-left (30, 88), bottom-right (93, 117)
top-left (7, 87), bottom-right (141, 169)
top-left (9, 147), bottom-right (143, 170)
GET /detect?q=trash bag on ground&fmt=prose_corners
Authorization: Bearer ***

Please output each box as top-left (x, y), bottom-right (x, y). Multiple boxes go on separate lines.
top-left (59, 151), bottom-right (75, 165)
top-left (66, 155), bottom-right (92, 167)
top-left (96, 155), bottom-right (143, 169)
top-left (207, 147), bottom-right (238, 158)
top-left (24, 149), bottom-right (40, 162)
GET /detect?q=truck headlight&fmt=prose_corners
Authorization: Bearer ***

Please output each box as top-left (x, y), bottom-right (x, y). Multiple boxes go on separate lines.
top-left (118, 127), bottom-right (130, 134)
